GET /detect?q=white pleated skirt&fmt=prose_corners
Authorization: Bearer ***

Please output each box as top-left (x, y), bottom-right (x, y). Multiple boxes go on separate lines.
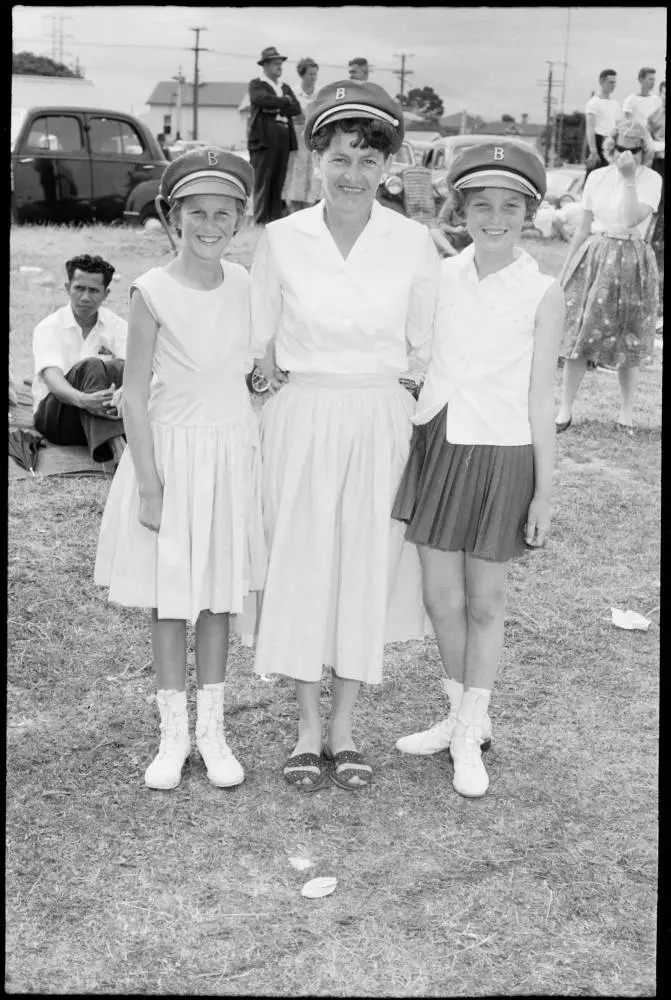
top-left (94, 414), bottom-right (267, 625)
top-left (253, 373), bottom-right (426, 685)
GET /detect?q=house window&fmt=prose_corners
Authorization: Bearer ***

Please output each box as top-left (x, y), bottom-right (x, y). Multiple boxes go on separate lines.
top-left (163, 114), bottom-right (172, 136)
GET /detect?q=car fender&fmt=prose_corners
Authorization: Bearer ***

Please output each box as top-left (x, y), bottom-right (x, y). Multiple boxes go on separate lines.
top-left (124, 178), bottom-right (161, 221)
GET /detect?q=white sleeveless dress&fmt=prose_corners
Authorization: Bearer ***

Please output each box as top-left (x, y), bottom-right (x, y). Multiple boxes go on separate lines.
top-left (94, 262), bottom-right (267, 624)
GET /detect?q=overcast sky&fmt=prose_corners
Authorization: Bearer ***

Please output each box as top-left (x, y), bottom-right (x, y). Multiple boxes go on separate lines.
top-left (12, 5), bottom-right (667, 122)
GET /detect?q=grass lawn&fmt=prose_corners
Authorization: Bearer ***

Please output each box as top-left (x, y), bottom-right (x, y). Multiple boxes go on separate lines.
top-left (7, 223), bottom-right (660, 996)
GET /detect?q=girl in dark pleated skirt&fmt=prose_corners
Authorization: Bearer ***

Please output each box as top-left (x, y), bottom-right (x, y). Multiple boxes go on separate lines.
top-left (392, 140), bottom-right (565, 799)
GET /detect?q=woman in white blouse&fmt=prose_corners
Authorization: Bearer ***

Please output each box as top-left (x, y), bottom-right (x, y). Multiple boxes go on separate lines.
top-left (282, 57), bottom-right (322, 212)
top-left (555, 119), bottom-right (661, 434)
top-left (249, 81), bottom-right (440, 792)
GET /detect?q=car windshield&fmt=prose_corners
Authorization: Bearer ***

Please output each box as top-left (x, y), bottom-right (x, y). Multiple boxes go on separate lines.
top-left (11, 109), bottom-right (27, 150)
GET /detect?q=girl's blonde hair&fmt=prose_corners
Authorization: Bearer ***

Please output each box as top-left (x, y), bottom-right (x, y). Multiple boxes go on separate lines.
top-left (602, 119), bottom-right (655, 167)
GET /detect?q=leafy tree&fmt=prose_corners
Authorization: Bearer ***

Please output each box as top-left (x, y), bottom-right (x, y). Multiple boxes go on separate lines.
top-left (501, 114), bottom-right (516, 123)
top-left (12, 51), bottom-right (83, 78)
top-left (397, 86), bottom-right (444, 122)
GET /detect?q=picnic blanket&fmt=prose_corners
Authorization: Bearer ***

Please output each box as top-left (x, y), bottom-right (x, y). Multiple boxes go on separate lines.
top-left (8, 384), bottom-right (115, 480)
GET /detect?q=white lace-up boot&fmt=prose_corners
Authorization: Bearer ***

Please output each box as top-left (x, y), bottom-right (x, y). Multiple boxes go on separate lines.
top-left (450, 687), bottom-right (492, 798)
top-left (196, 682), bottom-right (244, 787)
top-left (395, 677), bottom-right (492, 755)
top-left (144, 689), bottom-right (191, 790)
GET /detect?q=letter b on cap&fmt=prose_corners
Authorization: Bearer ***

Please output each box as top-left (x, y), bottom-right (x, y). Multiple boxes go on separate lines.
top-left (206, 150), bottom-right (218, 166)
top-left (335, 87), bottom-right (346, 100)
top-left (493, 146), bottom-right (504, 160)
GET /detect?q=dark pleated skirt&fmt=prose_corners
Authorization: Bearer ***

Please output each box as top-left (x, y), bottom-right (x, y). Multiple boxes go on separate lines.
top-left (391, 405), bottom-right (535, 562)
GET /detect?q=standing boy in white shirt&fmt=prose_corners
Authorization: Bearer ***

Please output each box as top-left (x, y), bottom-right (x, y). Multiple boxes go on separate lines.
top-left (32, 253), bottom-right (127, 463)
top-left (623, 67), bottom-right (662, 122)
top-left (585, 68), bottom-right (620, 175)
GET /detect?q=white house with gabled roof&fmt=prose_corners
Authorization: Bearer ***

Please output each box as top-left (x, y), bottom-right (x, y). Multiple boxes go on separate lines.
top-left (142, 81), bottom-right (249, 149)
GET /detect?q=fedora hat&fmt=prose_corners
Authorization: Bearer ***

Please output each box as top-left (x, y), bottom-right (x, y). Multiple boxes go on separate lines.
top-left (257, 46), bottom-right (288, 65)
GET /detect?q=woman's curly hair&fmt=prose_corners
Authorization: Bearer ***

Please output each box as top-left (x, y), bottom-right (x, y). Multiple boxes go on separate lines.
top-left (296, 57), bottom-right (319, 77)
top-left (602, 120), bottom-right (655, 167)
top-left (307, 117), bottom-right (396, 156)
top-left (447, 185), bottom-right (539, 223)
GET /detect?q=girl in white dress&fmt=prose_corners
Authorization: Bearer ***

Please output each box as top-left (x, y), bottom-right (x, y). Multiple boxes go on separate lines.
top-left (95, 149), bottom-right (266, 791)
top-left (393, 142), bottom-right (564, 798)
top-left (249, 81), bottom-right (439, 792)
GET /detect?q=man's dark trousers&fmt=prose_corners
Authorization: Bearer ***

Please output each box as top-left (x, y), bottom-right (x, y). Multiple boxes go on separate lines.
top-left (251, 123), bottom-right (292, 226)
top-left (34, 356), bottom-right (125, 462)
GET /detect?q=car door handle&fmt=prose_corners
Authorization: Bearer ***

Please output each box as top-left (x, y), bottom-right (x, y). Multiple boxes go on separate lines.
top-left (140, 164), bottom-right (155, 170)
top-left (19, 157), bottom-right (35, 164)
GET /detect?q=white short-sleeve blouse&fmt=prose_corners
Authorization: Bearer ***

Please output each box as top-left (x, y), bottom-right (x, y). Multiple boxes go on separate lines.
top-left (249, 200), bottom-right (440, 377)
top-left (581, 164), bottom-right (662, 238)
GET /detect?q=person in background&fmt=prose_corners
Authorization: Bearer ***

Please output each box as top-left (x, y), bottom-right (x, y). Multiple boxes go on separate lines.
top-left (95, 148), bottom-right (266, 792)
top-left (584, 69), bottom-right (620, 176)
top-left (32, 254), bottom-right (126, 465)
top-left (552, 193), bottom-right (584, 241)
top-left (648, 80), bottom-right (665, 321)
top-left (157, 133), bottom-right (172, 160)
top-left (348, 57), bottom-right (370, 82)
top-left (393, 142), bottom-right (563, 799)
top-left (249, 81), bottom-right (439, 793)
top-left (247, 46), bottom-right (302, 226)
top-left (555, 119), bottom-right (661, 435)
top-left (282, 57), bottom-right (323, 212)
top-left (623, 67), bottom-right (662, 122)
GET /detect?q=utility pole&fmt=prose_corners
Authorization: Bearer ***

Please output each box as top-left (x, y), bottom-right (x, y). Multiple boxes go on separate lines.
top-left (555, 7), bottom-right (572, 164)
top-left (537, 61), bottom-right (562, 167)
top-left (190, 26), bottom-right (208, 140)
top-left (172, 67), bottom-right (186, 140)
top-left (393, 52), bottom-right (414, 101)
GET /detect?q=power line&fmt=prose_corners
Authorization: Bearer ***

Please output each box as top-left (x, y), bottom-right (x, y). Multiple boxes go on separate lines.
top-left (537, 61), bottom-right (563, 167)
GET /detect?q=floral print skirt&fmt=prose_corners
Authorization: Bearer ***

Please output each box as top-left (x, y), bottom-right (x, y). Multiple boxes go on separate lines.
top-left (559, 234), bottom-right (659, 368)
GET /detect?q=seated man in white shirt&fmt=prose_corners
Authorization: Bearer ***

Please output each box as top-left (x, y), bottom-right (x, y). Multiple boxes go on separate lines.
top-left (622, 67), bottom-right (662, 122)
top-left (32, 253), bottom-right (127, 464)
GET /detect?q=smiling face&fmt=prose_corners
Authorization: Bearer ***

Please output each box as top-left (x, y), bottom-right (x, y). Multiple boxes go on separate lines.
top-left (316, 130), bottom-right (389, 215)
top-left (176, 193), bottom-right (241, 259)
top-left (464, 187), bottom-right (527, 256)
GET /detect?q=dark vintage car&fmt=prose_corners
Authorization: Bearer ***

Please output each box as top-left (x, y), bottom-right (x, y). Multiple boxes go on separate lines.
top-left (11, 105), bottom-right (167, 225)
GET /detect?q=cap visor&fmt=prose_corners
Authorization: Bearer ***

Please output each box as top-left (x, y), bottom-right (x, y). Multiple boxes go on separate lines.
top-left (455, 171), bottom-right (540, 199)
top-left (170, 177), bottom-right (246, 201)
top-left (313, 105), bottom-right (400, 131)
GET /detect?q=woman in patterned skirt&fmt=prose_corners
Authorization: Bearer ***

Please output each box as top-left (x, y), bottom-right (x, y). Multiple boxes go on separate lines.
top-left (554, 119), bottom-right (661, 434)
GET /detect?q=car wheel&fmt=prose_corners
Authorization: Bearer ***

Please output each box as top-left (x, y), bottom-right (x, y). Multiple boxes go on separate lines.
top-left (137, 204), bottom-right (159, 226)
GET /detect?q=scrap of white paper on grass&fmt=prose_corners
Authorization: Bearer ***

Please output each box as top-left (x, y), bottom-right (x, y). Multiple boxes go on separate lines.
top-left (610, 608), bottom-right (651, 631)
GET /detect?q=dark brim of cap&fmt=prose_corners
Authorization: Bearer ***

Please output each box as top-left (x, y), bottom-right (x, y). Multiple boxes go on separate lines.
top-left (453, 169), bottom-right (542, 200)
top-left (258, 55), bottom-right (287, 64)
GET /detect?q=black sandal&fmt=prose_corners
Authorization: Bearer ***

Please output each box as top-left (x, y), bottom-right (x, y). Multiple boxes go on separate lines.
top-left (282, 752), bottom-right (328, 792)
top-left (323, 746), bottom-right (373, 791)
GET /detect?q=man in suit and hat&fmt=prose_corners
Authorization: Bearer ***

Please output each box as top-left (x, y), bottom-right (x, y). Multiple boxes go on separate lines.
top-left (247, 46), bottom-right (302, 226)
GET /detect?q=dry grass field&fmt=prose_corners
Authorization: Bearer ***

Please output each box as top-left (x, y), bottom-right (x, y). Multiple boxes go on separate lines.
top-left (7, 222), bottom-right (660, 996)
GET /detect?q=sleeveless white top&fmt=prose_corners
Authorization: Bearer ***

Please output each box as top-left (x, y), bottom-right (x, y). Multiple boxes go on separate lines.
top-left (414, 245), bottom-right (555, 446)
